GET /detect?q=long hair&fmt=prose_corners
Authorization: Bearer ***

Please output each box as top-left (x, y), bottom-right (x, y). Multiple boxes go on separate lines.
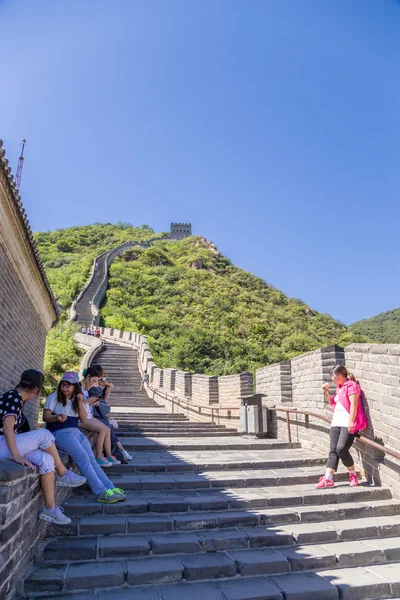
top-left (332, 365), bottom-right (357, 382)
top-left (56, 381), bottom-right (83, 414)
top-left (82, 365), bottom-right (103, 378)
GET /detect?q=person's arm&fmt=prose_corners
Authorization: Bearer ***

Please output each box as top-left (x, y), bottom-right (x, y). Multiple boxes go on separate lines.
top-left (348, 393), bottom-right (358, 433)
top-left (43, 409), bottom-right (67, 423)
top-left (322, 383), bottom-right (334, 406)
top-left (77, 393), bottom-right (88, 422)
top-left (3, 416), bottom-right (34, 468)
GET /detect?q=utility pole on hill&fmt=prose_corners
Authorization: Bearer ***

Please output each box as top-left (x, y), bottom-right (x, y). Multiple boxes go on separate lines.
top-left (15, 139), bottom-right (26, 190)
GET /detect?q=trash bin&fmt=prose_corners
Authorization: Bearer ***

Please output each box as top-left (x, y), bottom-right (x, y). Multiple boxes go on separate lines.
top-left (238, 393), bottom-right (267, 437)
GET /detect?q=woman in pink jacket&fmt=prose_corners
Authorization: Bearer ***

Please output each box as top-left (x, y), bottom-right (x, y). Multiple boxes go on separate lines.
top-left (316, 365), bottom-right (368, 489)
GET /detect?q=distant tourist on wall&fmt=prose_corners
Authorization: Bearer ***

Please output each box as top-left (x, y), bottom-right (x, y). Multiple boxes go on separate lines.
top-left (81, 325), bottom-right (87, 335)
top-left (140, 370), bottom-right (149, 391)
top-left (43, 371), bottom-right (125, 504)
top-left (96, 327), bottom-right (101, 338)
top-left (316, 365), bottom-right (368, 489)
top-left (0, 369), bottom-right (86, 524)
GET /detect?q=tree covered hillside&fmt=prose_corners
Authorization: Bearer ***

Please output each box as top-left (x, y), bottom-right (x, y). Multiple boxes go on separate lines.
top-left (101, 236), bottom-right (367, 375)
top-left (349, 308), bottom-right (400, 344)
top-left (34, 223), bottom-right (161, 389)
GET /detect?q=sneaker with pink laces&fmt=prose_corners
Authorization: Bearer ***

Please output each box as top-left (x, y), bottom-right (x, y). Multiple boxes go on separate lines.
top-left (315, 476), bottom-right (335, 489)
top-left (349, 472), bottom-right (359, 487)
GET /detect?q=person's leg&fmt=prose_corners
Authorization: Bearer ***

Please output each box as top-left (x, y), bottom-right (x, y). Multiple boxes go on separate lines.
top-left (77, 430), bottom-right (115, 490)
top-left (80, 418), bottom-right (108, 458)
top-left (316, 427), bottom-right (340, 488)
top-left (54, 429), bottom-right (108, 496)
top-left (23, 448), bottom-right (56, 508)
top-left (337, 428), bottom-right (356, 470)
top-left (326, 427), bottom-right (341, 475)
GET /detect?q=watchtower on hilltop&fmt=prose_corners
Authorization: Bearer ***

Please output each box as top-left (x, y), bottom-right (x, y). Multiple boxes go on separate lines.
top-left (170, 223), bottom-right (192, 240)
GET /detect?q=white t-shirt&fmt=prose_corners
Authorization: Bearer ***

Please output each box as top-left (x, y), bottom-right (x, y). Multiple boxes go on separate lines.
top-left (331, 393), bottom-right (350, 428)
top-left (82, 387), bottom-right (93, 419)
top-left (44, 392), bottom-right (78, 417)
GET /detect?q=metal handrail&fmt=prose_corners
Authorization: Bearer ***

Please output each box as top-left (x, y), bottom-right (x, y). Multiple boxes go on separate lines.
top-left (147, 385), bottom-right (240, 424)
top-left (267, 406), bottom-right (400, 462)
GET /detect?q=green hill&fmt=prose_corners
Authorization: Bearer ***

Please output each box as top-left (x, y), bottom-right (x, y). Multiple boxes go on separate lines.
top-left (33, 223), bottom-right (161, 388)
top-left (34, 224), bottom-right (368, 380)
top-left (349, 308), bottom-right (400, 344)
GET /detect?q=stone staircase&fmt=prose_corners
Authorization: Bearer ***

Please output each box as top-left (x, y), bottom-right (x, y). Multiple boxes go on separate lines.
top-left (91, 341), bottom-right (158, 409)
top-left (74, 253), bottom-right (108, 325)
top-left (20, 396), bottom-right (400, 599)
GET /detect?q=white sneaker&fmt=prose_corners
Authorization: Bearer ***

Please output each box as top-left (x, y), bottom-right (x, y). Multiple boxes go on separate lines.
top-left (122, 450), bottom-right (132, 461)
top-left (39, 506), bottom-right (71, 525)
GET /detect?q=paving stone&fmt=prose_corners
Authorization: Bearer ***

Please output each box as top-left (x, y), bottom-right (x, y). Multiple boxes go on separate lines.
top-left (173, 513), bottom-right (219, 531)
top-left (99, 534), bottom-right (150, 557)
top-left (364, 536), bottom-right (400, 561)
top-left (45, 537), bottom-right (97, 561)
top-left (104, 497), bottom-right (149, 514)
top-left (282, 523), bottom-right (337, 544)
top-left (242, 526), bottom-right (293, 547)
top-left (217, 576), bottom-right (283, 600)
top-left (319, 566), bottom-right (391, 599)
top-left (321, 540), bottom-right (385, 567)
top-left (179, 552), bottom-right (237, 581)
top-left (158, 581), bottom-right (224, 600)
top-left (126, 557), bottom-right (183, 585)
top-left (196, 529), bottom-right (249, 551)
top-left (150, 532), bottom-right (201, 554)
top-left (332, 518), bottom-right (378, 541)
top-left (48, 594), bottom-right (95, 600)
top-left (368, 564), bottom-right (400, 596)
top-left (217, 511), bottom-right (259, 528)
top-left (148, 496), bottom-right (189, 512)
top-left (270, 572), bottom-right (339, 600)
top-left (24, 566), bottom-right (67, 592)
top-left (98, 588), bottom-right (160, 600)
top-left (127, 515), bottom-right (173, 533)
top-left (280, 545), bottom-right (337, 571)
top-left (230, 548), bottom-right (290, 576)
top-left (185, 495), bottom-right (229, 511)
top-left (79, 516), bottom-right (126, 535)
top-left (66, 561), bottom-right (125, 590)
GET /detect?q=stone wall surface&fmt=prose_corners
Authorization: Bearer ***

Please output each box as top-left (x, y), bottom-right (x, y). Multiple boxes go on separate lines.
top-left (0, 247), bottom-right (47, 428)
top-left (192, 374), bottom-right (219, 405)
top-left (256, 343), bottom-right (400, 495)
top-left (218, 372), bottom-right (253, 406)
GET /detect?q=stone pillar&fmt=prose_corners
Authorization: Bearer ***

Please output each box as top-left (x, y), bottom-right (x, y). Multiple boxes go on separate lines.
top-left (175, 371), bottom-right (192, 398)
top-left (192, 374), bottom-right (219, 405)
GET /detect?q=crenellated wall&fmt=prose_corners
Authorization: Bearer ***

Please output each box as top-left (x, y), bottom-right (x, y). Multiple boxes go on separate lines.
top-left (256, 343), bottom-right (400, 495)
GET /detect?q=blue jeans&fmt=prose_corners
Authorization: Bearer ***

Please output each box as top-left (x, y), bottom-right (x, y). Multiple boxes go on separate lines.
top-left (53, 427), bottom-right (114, 496)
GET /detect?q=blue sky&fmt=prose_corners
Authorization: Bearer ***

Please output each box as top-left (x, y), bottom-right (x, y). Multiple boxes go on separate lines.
top-left (1, 0), bottom-right (399, 324)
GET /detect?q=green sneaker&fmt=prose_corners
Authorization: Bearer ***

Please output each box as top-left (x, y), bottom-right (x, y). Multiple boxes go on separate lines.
top-left (96, 489), bottom-right (120, 503)
top-left (111, 487), bottom-right (126, 501)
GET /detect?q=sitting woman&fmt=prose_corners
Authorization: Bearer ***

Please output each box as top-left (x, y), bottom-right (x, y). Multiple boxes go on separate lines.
top-left (43, 371), bottom-right (125, 503)
top-left (79, 367), bottom-right (120, 467)
top-left (90, 368), bottom-right (132, 462)
top-left (0, 369), bottom-right (86, 525)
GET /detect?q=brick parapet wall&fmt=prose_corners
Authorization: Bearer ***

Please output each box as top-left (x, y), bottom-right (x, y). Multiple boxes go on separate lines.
top-left (0, 246), bottom-right (48, 428)
top-left (218, 372), bottom-right (253, 406)
top-left (175, 371), bottom-right (192, 398)
top-left (192, 374), bottom-right (219, 405)
top-left (153, 368), bottom-right (164, 389)
top-left (163, 368), bottom-right (177, 393)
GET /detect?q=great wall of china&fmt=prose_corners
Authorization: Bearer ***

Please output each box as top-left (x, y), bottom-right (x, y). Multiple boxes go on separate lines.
top-left (2, 133), bottom-right (400, 598)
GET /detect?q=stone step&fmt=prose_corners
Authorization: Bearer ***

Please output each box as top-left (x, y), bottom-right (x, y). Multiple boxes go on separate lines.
top-left (119, 438), bottom-right (300, 451)
top-left (104, 454), bottom-right (326, 474)
top-left (59, 485), bottom-right (394, 521)
top-left (99, 465), bottom-right (350, 491)
top-left (117, 427), bottom-right (241, 436)
top-left (39, 530), bottom-right (400, 572)
top-left (23, 539), bottom-right (400, 595)
top-left (115, 424), bottom-right (237, 430)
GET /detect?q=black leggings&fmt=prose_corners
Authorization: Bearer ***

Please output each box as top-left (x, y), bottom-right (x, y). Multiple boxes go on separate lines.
top-left (327, 426), bottom-right (356, 471)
